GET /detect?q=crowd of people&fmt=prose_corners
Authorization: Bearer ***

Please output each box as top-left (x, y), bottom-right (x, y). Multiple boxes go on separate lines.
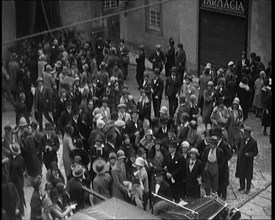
top-left (1, 30), bottom-right (272, 220)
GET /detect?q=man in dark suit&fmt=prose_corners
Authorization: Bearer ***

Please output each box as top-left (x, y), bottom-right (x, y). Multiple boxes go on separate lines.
top-left (236, 51), bottom-right (250, 85)
top-left (165, 38), bottom-right (175, 77)
top-left (124, 108), bottom-right (143, 151)
top-left (185, 148), bottom-right (203, 201)
top-left (155, 115), bottom-right (169, 141)
top-left (136, 45), bottom-right (146, 89)
top-left (163, 139), bottom-right (185, 202)
top-left (175, 43), bottom-right (186, 86)
top-left (34, 77), bottom-right (54, 131)
top-left (212, 128), bottom-right (233, 200)
top-left (69, 109), bottom-right (82, 141)
top-left (149, 44), bottom-right (165, 72)
top-left (151, 168), bottom-right (173, 205)
top-left (57, 100), bottom-right (73, 136)
top-left (165, 67), bottom-right (180, 117)
top-left (235, 126), bottom-right (258, 194)
top-left (41, 123), bottom-right (60, 170)
top-left (151, 68), bottom-right (164, 118)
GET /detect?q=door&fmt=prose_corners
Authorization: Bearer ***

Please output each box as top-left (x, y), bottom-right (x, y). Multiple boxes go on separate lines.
top-left (199, 10), bottom-right (247, 74)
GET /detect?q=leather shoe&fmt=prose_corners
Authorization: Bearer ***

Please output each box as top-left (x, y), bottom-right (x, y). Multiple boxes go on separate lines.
top-left (238, 188), bottom-right (245, 191)
top-left (244, 190), bottom-right (250, 194)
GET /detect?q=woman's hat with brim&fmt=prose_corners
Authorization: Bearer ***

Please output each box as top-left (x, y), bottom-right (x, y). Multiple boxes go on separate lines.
top-left (181, 141), bottom-right (190, 149)
top-left (55, 61), bottom-right (62, 68)
top-left (159, 106), bottom-right (168, 115)
top-left (232, 97), bottom-right (240, 105)
top-left (137, 147), bottom-right (146, 156)
top-left (117, 150), bottom-right (126, 159)
top-left (9, 143), bottom-right (21, 155)
top-left (170, 66), bottom-right (177, 73)
top-left (36, 77), bottom-right (43, 83)
top-left (118, 103), bottom-right (127, 109)
top-left (72, 164), bottom-right (85, 178)
top-left (109, 152), bottom-right (117, 160)
top-left (93, 158), bottom-right (108, 174)
top-left (145, 129), bottom-right (153, 136)
top-left (205, 63), bottom-right (212, 69)
top-left (134, 157), bottom-right (145, 167)
top-left (188, 147), bottom-right (200, 156)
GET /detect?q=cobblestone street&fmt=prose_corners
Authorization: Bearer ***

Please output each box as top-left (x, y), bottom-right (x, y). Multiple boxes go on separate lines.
top-left (2, 53), bottom-right (271, 219)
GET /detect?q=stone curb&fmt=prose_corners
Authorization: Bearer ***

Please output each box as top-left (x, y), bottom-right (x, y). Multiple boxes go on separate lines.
top-left (236, 182), bottom-right (272, 209)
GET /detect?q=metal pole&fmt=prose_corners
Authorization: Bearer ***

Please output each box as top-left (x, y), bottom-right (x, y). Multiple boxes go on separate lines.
top-left (82, 186), bottom-right (108, 202)
top-left (2, 0), bottom-right (173, 46)
top-left (151, 192), bottom-right (199, 219)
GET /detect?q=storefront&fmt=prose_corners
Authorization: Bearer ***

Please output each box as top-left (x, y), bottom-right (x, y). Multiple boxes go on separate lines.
top-left (198, 0), bottom-right (249, 74)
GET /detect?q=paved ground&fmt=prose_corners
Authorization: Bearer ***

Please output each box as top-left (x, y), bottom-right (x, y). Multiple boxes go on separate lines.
top-left (2, 52), bottom-right (271, 219)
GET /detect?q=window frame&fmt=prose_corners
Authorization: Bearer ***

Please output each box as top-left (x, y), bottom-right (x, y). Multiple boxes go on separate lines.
top-left (145, 0), bottom-right (163, 35)
top-left (103, 0), bottom-right (122, 11)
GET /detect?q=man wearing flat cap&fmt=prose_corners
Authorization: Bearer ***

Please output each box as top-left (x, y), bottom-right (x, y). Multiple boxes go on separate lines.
top-left (175, 43), bottom-right (186, 86)
top-left (235, 126), bottom-right (258, 194)
top-left (149, 44), bottom-right (165, 72)
top-left (151, 68), bottom-right (164, 118)
top-left (163, 139), bottom-right (185, 202)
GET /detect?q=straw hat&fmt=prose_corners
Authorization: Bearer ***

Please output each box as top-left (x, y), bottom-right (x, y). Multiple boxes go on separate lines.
top-left (181, 141), bottom-right (190, 149)
top-left (93, 158), bottom-right (108, 175)
top-left (72, 165), bottom-right (85, 178)
top-left (9, 143), bottom-right (21, 156)
top-left (117, 150), bottom-right (126, 160)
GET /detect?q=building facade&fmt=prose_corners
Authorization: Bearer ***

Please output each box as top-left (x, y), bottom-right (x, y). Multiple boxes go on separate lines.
top-left (122, 0), bottom-right (272, 76)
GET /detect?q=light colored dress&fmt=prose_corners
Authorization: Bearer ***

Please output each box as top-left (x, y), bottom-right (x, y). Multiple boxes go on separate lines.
top-left (253, 78), bottom-right (264, 109)
top-left (62, 133), bottom-right (75, 178)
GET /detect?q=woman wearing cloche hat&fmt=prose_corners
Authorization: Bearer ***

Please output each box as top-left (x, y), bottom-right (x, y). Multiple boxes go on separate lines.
top-left (227, 97), bottom-right (244, 149)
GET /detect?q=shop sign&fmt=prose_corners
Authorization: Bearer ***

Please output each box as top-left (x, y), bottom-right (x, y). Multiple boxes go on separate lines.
top-left (200, 0), bottom-right (247, 16)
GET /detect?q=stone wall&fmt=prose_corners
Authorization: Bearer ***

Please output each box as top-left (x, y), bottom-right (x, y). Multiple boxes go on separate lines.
top-left (248, 0), bottom-right (271, 67)
top-left (2, 1), bottom-right (16, 61)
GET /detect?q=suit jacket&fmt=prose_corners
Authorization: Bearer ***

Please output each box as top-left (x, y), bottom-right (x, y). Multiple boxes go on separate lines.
top-left (165, 47), bottom-right (175, 69)
top-left (151, 76), bottom-right (164, 99)
top-left (93, 173), bottom-right (112, 204)
top-left (34, 86), bottom-right (52, 110)
top-left (41, 133), bottom-right (60, 167)
top-left (58, 109), bottom-right (73, 134)
top-left (149, 51), bottom-right (165, 70)
top-left (68, 177), bottom-right (85, 211)
top-left (175, 49), bottom-right (186, 70)
top-left (136, 99), bottom-right (150, 120)
top-left (185, 158), bottom-right (203, 190)
top-left (111, 162), bottom-right (128, 200)
top-left (125, 120), bottom-right (143, 147)
top-left (163, 152), bottom-right (185, 184)
top-left (165, 76), bottom-right (180, 97)
top-left (201, 146), bottom-right (225, 170)
top-left (155, 127), bottom-right (169, 141)
top-left (235, 137), bottom-right (258, 180)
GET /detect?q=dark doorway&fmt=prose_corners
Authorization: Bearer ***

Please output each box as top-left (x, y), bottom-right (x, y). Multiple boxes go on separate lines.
top-left (198, 10), bottom-right (247, 75)
top-left (107, 15), bottom-right (120, 48)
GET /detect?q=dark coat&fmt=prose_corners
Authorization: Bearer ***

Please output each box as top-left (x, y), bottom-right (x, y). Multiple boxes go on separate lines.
top-left (34, 86), bottom-right (53, 111)
top-left (151, 76), bottom-right (164, 100)
top-left (175, 104), bottom-right (191, 126)
top-left (69, 118), bottom-right (82, 140)
top-left (20, 135), bottom-right (42, 177)
top-left (93, 173), bottom-right (112, 204)
top-left (54, 97), bottom-right (67, 121)
top-left (151, 179), bottom-right (173, 204)
top-left (175, 49), bottom-right (186, 72)
top-left (165, 76), bottom-right (180, 97)
top-left (125, 120), bottom-right (143, 148)
top-left (201, 146), bottom-right (225, 169)
top-left (136, 52), bottom-right (145, 74)
top-left (155, 127), bottom-right (169, 141)
top-left (30, 188), bottom-right (43, 220)
top-left (217, 140), bottom-right (233, 188)
top-left (9, 155), bottom-right (26, 214)
top-left (84, 109), bottom-right (94, 131)
top-left (68, 177), bottom-right (85, 212)
top-left (163, 152), bottom-right (185, 190)
top-left (149, 51), bottom-right (165, 70)
top-left (41, 133), bottom-right (60, 169)
top-left (235, 137), bottom-right (258, 180)
top-left (136, 99), bottom-right (150, 121)
top-left (58, 109), bottom-right (73, 135)
top-left (185, 158), bottom-right (203, 198)
top-left (142, 80), bottom-right (152, 100)
top-left (165, 47), bottom-right (175, 75)
top-left (2, 181), bottom-right (21, 220)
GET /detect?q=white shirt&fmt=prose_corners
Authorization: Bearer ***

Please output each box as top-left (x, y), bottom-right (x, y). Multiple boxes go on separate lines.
top-left (171, 152), bottom-right (175, 160)
top-left (155, 183), bottom-right (160, 194)
top-left (189, 159), bottom-right (196, 172)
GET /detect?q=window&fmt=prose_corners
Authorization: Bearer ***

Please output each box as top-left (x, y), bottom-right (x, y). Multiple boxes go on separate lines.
top-left (147, 0), bottom-right (161, 32)
top-left (103, 0), bottom-right (121, 10)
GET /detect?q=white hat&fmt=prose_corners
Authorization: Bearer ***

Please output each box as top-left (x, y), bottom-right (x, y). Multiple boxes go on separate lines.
top-left (114, 120), bottom-right (125, 127)
top-left (134, 157), bottom-right (145, 167)
top-left (94, 113), bottom-right (103, 122)
top-left (228, 61), bottom-right (235, 67)
top-left (19, 117), bottom-right (28, 127)
top-left (96, 119), bottom-right (105, 129)
top-left (159, 106), bottom-right (168, 114)
top-left (145, 129), bottom-right (153, 136)
top-left (205, 63), bottom-right (211, 69)
top-left (181, 141), bottom-right (190, 149)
